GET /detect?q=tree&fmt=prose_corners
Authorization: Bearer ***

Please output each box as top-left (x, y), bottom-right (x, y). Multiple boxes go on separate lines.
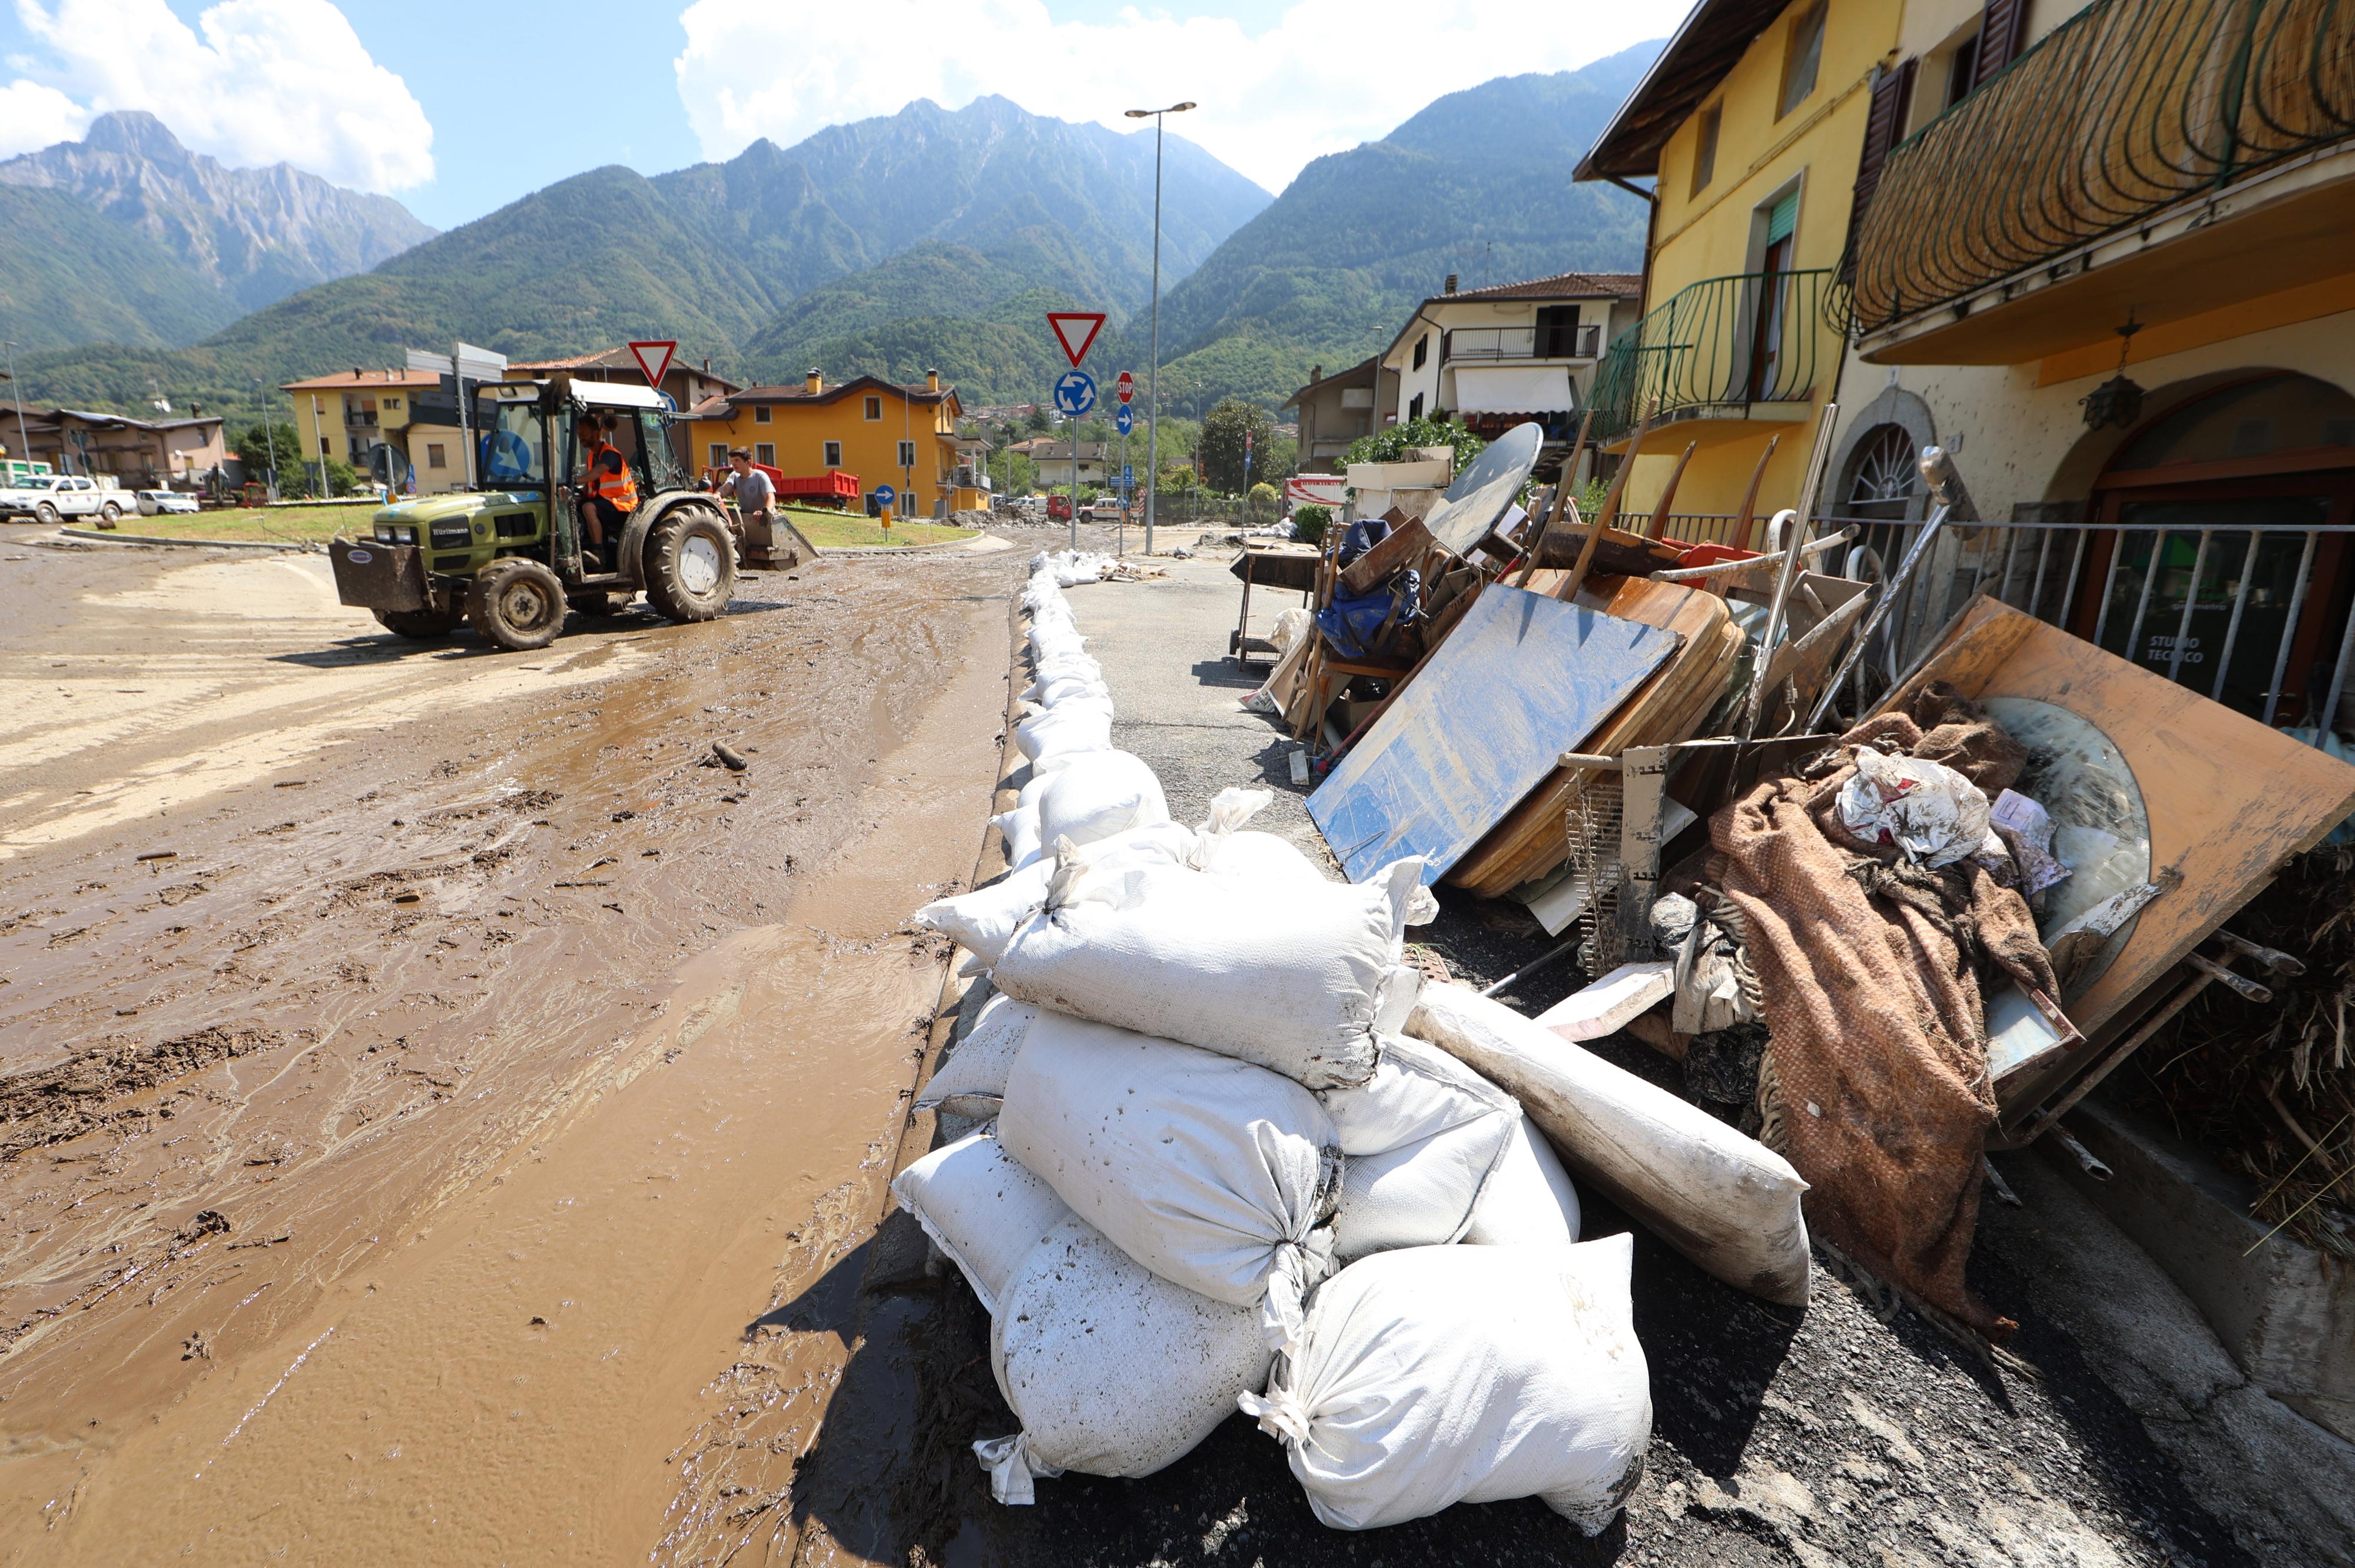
top-left (1248, 481), bottom-right (1281, 523)
top-left (1198, 397), bottom-right (1275, 494)
top-left (1024, 404), bottom-right (1052, 433)
top-left (234, 420), bottom-right (300, 487)
top-left (990, 449), bottom-right (1037, 495)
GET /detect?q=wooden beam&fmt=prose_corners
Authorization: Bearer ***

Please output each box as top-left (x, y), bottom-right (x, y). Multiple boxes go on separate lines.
top-left (1643, 441), bottom-right (1698, 540)
top-left (1735, 434), bottom-right (1780, 551)
top-left (1554, 410), bottom-right (1651, 603)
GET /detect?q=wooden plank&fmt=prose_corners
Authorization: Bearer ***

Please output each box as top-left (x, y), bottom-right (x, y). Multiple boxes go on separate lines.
top-left (1338, 516), bottom-right (1439, 597)
top-left (1882, 597), bottom-right (2355, 1038)
top-left (1306, 586), bottom-right (1681, 883)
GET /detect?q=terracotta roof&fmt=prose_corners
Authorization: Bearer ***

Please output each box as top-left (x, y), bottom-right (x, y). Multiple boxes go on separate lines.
top-left (1576, 0), bottom-right (1794, 180)
top-left (714, 374), bottom-right (957, 409)
top-left (282, 368), bottom-right (441, 391)
top-left (1446, 270), bottom-right (1644, 302)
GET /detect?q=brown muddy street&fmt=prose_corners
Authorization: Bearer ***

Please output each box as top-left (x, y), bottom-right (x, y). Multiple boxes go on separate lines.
top-left (0, 534), bottom-right (1023, 1562)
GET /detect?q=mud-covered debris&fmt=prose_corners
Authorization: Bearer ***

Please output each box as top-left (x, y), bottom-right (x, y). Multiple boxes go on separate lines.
top-left (135, 850), bottom-right (177, 862)
top-left (711, 742), bottom-right (749, 772)
top-left (0, 1025), bottom-right (286, 1159)
top-left (175, 1209), bottom-right (231, 1247)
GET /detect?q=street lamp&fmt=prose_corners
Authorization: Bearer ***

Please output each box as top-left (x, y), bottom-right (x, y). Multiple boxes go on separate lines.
top-left (1, 341), bottom-right (31, 477)
top-left (1125, 99), bottom-right (1194, 556)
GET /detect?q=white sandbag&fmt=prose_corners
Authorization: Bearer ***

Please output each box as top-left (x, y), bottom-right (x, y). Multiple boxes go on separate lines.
top-left (1014, 702), bottom-right (1113, 763)
top-left (1197, 786), bottom-right (1272, 834)
top-left (976, 1215), bottom-right (1272, 1505)
top-left (1463, 1111), bottom-right (1581, 1246)
top-left (1022, 674), bottom-right (1110, 707)
top-left (1029, 650), bottom-right (1102, 683)
top-left (917, 995), bottom-right (1037, 1116)
top-left (913, 861), bottom-right (1053, 965)
top-left (991, 806), bottom-right (1043, 871)
top-left (1042, 824), bottom-right (1202, 913)
top-left (890, 1131), bottom-right (1071, 1316)
top-left (1194, 828), bottom-right (1328, 885)
top-left (1317, 1034), bottom-right (1517, 1262)
top-left (993, 858), bottom-right (1427, 1090)
top-left (1407, 982), bottom-right (1811, 1305)
top-left (1033, 750), bottom-right (1169, 848)
top-left (1239, 1237), bottom-right (1651, 1533)
top-left (996, 1011), bottom-right (1340, 1349)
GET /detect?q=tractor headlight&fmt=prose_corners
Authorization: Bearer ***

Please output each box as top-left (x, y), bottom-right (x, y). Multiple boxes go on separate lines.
top-left (375, 522), bottom-right (419, 544)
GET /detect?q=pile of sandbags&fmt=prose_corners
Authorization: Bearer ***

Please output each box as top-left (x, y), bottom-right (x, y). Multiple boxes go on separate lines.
top-left (893, 557), bottom-right (1662, 1532)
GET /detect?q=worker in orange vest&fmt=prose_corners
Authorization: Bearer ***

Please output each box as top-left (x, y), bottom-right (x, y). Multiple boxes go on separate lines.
top-left (574, 413), bottom-right (639, 568)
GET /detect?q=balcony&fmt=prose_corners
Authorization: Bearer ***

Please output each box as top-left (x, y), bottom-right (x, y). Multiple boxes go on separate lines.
top-left (1444, 324), bottom-right (1603, 362)
top-left (1852, 0), bottom-right (2355, 365)
top-left (1588, 269), bottom-right (1839, 447)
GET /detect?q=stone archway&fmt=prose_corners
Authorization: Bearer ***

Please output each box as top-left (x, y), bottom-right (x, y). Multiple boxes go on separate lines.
top-left (1827, 386), bottom-right (1936, 523)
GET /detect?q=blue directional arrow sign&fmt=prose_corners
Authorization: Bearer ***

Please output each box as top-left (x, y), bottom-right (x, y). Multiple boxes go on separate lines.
top-left (1053, 369), bottom-right (1097, 417)
top-left (1115, 402), bottom-right (1134, 435)
top-left (873, 483), bottom-right (897, 508)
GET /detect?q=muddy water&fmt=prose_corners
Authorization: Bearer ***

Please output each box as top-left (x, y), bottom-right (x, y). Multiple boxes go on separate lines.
top-left (0, 539), bottom-right (1020, 1562)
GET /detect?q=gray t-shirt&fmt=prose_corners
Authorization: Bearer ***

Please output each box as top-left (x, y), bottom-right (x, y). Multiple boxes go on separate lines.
top-left (725, 468), bottom-right (775, 512)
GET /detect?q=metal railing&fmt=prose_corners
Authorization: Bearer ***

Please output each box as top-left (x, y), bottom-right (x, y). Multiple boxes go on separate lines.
top-left (1445, 324), bottom-right (1603, 361)
top-left (1588, 270), bottom-right (1840, 445)
top-left (1852, 0), bottom-right (2355, 335)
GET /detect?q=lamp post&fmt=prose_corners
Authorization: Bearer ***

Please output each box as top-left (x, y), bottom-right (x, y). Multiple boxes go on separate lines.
top-left (1124, 99), bottom-right (1194, 556)
top-left (2, 341), bottom-right (31, 477)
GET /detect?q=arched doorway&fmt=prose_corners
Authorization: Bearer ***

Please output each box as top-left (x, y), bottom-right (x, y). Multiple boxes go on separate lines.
top-left (2064, 373), bottom-right (2355, 730)
top-left (1841, 422), bottom-right (1919, 521)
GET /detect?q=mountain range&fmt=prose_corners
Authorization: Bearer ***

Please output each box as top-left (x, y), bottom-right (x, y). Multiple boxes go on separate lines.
top-left (6, 57), bottom-right (1657, 426)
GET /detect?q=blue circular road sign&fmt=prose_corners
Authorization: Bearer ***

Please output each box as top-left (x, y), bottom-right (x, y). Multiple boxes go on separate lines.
top-left (1115, 402), bottom-right (1135, 434)
top-left (1053, 370), bottom-right (1097, 417)
top-left (873, 483), bottom-right (897, 507)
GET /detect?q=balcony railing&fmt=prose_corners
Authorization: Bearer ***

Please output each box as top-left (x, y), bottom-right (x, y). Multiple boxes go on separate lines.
top-left (1588, 269), bottom-right (1839, 444)
top-left (1444, 324), bottom-right (1603, 361)
top-left (1852, 0), bottom-right (2355, 336)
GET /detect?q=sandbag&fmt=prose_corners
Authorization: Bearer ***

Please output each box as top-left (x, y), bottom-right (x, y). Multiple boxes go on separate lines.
top-left (1407, 982), bottom-right (1811, 1305)
top-left (1023, 674), bottom-right (1109, 707)
top-left (996, 1011), bottom-right (1340, 1349)
top-left (890, 1131), bottom-right (1071, 1316)
top-left (1463, 1111), bottom-right (1581, 1246)
top-left (913, 861), bottom-right (1053, 965)
top-left (1317, 1034), bottom-right (1517, 1262)
top-left (993, 858), bottom-right (1428, 1090)
top-left (916, 994), bottom-right (1037, 1117)
top-left (1014, 702), bottom-right (1113, 763)
top-left (990, 806), bottom-right (1043, 871)
top-left (1195, 828), bottom-right (1328, 885)
top-left (1240, 1237), bottom-right (1651, 1532)
top-left (1043, 825), bottom-right (1202, 914)
top-left (1033, 750), bottom-right (1169, 848)
top-left (976, 1215), bottom-right (1273, 1505)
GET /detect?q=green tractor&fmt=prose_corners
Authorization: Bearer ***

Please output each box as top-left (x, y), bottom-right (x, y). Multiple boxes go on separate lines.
top-left (327, 377), bottom-right (737, 651)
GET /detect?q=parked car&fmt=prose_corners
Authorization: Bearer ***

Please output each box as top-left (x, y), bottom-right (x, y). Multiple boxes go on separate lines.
top-left (135, 489), bottom-right (201, 516)
top-left (1087, 496), bottom-right (1125, 522)
top-left (0, 473), bottom-right (114, 523)
top-left (1047, 493), bottom-right (1073, 521)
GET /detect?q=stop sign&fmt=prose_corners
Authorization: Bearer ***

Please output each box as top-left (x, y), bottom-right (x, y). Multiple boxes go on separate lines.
top-left (1116, 371), bottom-right (1135, 403)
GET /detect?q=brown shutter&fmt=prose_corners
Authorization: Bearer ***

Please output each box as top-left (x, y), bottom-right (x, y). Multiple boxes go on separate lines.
top-left (1840, 59), bottom-right (1916, 285)
top-left (1972, 0), bottom-right (2031, 88)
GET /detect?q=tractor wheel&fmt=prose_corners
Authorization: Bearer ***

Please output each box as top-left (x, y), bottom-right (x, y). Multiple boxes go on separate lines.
top-left (572, 591), bottom-right (634, 617)
top-left (642, 505), bottom-right (736, 624)
top-left (467, 559), bottom-right (567, 652)
top-left (34, 501), bottom-right (58, 524)
top-left (373, 604), bottom-right (465, 639)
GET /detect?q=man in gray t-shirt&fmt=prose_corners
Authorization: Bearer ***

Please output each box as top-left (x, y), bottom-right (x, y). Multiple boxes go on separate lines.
top-left (721, 449), bottom-right (775, 520)
top-left (721, 447), bottom-right (812, 568)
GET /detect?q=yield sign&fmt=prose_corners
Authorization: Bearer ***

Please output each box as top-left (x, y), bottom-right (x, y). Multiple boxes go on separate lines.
top-left (627, 339), bottom-right (677, 388)
top-left (1046, 312), bottom-right (1105, 367)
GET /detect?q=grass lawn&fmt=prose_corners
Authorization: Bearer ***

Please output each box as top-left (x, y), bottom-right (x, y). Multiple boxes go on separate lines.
top-left (782, 508), bottom-right (978, 549)
top-left (103, 503), bottom-right (383, 545)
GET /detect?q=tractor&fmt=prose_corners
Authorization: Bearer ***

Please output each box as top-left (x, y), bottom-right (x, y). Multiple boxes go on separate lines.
top-left (327, 377), bottom-right (737, 652)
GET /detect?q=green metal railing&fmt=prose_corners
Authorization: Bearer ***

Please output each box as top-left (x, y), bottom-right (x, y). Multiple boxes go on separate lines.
top-left (1852, 0), bottom-right (2355, 335)
top-left (1587, 268), bottom-right (1839, 444)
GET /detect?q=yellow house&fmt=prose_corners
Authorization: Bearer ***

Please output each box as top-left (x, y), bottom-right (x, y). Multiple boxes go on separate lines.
top-left (282, 367), bottom-right (471, 494)
top-left (687, 370), bottom-right (963, 519)
top-left (1576, 0), bottom-right (1903, 538)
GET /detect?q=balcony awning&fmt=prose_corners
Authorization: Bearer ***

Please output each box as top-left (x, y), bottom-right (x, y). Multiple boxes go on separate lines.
top-left (1453, 366), bottom-right (1574, 415)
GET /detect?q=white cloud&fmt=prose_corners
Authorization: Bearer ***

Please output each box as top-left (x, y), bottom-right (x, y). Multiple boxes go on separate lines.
top-left (4, 0), bottom-right (432, 190)
top-left (674, 0), bottom-right (1687, 194)
top-left (0, 77), bottom-right (88, 157)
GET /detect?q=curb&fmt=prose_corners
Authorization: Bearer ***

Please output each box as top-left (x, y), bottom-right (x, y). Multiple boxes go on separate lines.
top-left (58, 527), bottom-right (305, 552)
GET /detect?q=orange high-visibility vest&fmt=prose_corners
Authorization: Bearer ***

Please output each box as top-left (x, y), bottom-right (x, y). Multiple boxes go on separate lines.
top-left (585, 441), bottom-right (639, 511)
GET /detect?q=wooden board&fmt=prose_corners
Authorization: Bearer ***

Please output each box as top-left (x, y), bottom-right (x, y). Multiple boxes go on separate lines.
top-left (1450, 577), bottom-right (1742, 896)
top-left (1885, 597), bottom-right (2355, 1038)
top-left (1306, 586), bottom-right (1681, 884)
top-left (1338, 516), bottom-right (1438, 596)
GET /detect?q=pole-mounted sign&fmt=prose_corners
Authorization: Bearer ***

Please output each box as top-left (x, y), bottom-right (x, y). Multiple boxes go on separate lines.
top-left (1046, 312), bottom-right (1106, 367)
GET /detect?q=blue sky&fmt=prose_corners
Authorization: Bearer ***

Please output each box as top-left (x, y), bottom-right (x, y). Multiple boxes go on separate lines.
top-left (0, 0), bottom-right (1684, 230)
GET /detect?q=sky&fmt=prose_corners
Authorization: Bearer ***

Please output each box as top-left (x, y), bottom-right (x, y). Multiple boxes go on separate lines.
top-left (0, 0), bottom-right (1689, 230)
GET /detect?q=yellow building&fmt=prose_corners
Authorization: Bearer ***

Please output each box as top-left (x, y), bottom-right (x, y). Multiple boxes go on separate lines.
top-left (1576, 0), bottom-right (1904, 537)
top-left (687, 370), bottom-right (963, 519)
top-left (283, 367), bottom-right (469, 494)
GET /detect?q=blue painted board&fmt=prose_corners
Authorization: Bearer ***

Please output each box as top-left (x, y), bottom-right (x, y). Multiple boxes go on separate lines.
top-left (1308, 586), bottom-right (1680, 884)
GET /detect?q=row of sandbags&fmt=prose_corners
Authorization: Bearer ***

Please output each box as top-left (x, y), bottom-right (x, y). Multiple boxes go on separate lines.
top-left (895, 553), bottom-right (1805, 1534)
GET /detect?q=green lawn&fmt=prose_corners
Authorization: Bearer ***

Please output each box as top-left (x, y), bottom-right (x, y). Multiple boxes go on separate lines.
top-left (108, 503), bottom-right (382, 544)
top-left (782, 508), bottom-right (979, 549)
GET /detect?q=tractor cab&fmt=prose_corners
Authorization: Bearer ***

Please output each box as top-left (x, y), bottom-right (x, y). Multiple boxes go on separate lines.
top-left (329, 376), bottom-right (738, 652)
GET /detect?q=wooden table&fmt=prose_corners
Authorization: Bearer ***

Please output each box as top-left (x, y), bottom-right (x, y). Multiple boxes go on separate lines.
top-left (1228, 544), bottom-right (1323, 666)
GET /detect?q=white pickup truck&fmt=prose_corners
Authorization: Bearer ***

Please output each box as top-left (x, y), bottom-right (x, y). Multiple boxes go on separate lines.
top-left (0, 473), bottom-right (119, 524)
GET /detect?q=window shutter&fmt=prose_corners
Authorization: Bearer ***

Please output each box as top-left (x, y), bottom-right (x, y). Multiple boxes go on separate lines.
top-left (1840, 58), bottom-right (1916, 284)
top-left (1972, 0), bottom-right (2029, 88)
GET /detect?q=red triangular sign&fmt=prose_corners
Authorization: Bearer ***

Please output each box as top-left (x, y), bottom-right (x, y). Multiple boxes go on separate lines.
top-left (628, 339), bottom-right (677, 388)
top-left (1046, 313), bottom-right (1106, 367)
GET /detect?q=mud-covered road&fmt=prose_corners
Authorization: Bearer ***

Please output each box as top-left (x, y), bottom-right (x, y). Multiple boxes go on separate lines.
top-left (0, 533), bottom-right (1024, 1563)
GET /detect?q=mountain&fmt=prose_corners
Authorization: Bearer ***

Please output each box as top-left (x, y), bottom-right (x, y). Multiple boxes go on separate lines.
top-left (0, 112), bottom-right (436, 317)
top-left (13, 98), bottom-right (1268, 425)
top-left (1152, 46), bottom-right (1663, 390)
top-left (0, 185), bottom-right (244, 353)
